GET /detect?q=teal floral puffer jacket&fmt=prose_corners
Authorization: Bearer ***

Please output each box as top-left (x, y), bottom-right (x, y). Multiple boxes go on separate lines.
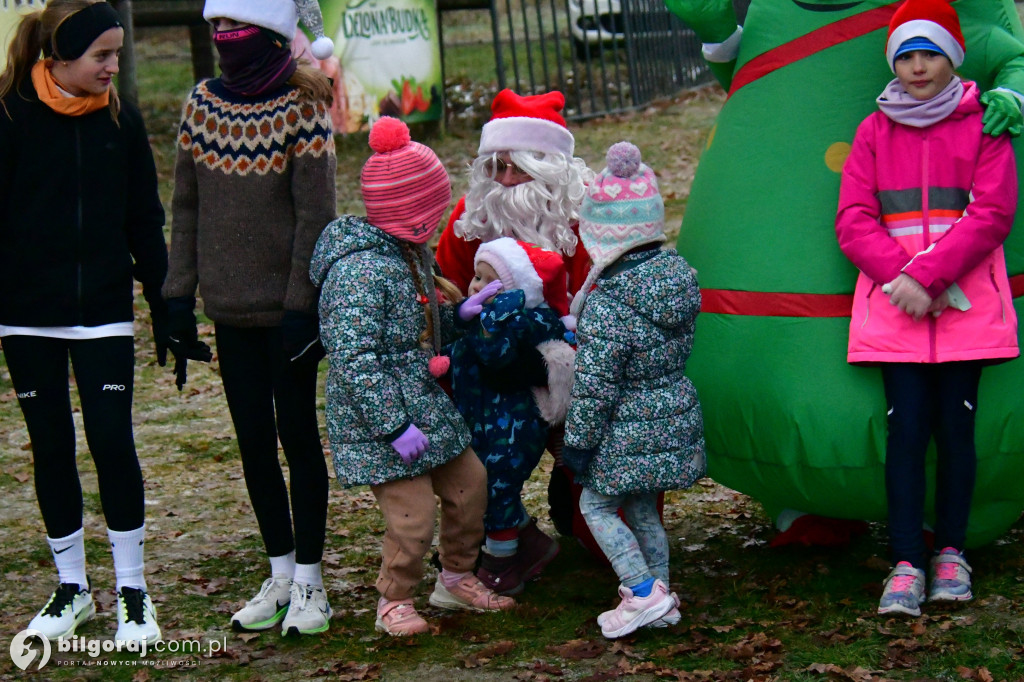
top-left (310, 215), bottom-right (470, 487)
top-left (565, 249), bottom-right (706, 496)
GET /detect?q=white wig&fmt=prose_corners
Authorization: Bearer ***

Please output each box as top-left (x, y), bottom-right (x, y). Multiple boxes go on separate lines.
top-left (454, 150), bottom-right (595, 256)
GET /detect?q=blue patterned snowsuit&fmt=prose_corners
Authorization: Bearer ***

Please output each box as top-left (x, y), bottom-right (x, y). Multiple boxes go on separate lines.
top-left (447, 290), bottom-right (568, 532)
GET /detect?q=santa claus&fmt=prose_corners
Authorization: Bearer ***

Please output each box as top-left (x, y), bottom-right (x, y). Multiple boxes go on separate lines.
top-left (436, 89), bottom-right (595, 296)
top-left (436, 88), bottom-right (607, 546)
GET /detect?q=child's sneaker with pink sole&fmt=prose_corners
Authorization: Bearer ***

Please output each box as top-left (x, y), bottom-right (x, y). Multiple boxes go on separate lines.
top-left (429, 573), bottom-right (516, 611)
top-left (929, 547), bottom-right (972, 603)
top-left (598, 579), bottom-right (674, 639)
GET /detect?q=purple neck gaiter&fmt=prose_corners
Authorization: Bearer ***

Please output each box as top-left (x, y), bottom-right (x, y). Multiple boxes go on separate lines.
top-left (214, 26), bottom-right (297, 97)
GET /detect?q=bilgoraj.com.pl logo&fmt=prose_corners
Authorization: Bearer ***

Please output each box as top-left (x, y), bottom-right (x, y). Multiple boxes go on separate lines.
top-left (9, 629), bottom-right (222, 670)
top-left (9, 629), bottom-right (52, 671)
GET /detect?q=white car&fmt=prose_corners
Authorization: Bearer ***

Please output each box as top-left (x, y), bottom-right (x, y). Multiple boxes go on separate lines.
top-left (567, 0), bottom-right (681, 58)
top-left (568, 0), bottom-right (624, 56)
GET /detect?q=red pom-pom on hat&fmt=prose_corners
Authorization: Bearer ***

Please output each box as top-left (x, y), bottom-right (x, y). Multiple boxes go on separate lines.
top-left (368, 116), bottom-right (411, 153)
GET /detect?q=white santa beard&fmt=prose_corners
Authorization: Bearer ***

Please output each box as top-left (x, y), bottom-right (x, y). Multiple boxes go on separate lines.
top-left (456, 180), bottom-right (578, 255)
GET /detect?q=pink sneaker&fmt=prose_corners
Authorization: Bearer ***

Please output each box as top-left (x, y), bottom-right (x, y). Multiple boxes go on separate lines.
top-left (598, 580), bottom-right (674, 639)
top-left (428, 574), bottom-right (516, 611)
top-left (599, 588), bottom-right (680, 628)
top-left (375, 598), bottom-right (429, 636)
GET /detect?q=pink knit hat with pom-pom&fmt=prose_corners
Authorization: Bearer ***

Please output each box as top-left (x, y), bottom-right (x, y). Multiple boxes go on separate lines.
top-left (361, 116), bottom-right (451, 244)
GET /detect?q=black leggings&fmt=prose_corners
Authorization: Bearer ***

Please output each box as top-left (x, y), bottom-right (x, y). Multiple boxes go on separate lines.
top-left (215, 324), bottom-right (328, 565)
top-left (882, 361), bottom-right (982, 567)
top-left (3, 335), bottom-right (143, 537)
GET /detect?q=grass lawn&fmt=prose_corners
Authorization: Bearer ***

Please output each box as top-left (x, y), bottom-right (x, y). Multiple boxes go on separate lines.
top-left (1, 24), bottom-right (1023, 682)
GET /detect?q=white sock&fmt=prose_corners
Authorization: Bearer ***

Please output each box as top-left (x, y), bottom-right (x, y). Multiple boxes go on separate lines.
top-left (269, 551), bottom-right (296, 580)
top-left (107, 525), bottom-right (146, 592)
top-left (48, 528), bottom-right (88, 588)
top-left (293, 562), bottom-right (323, 589)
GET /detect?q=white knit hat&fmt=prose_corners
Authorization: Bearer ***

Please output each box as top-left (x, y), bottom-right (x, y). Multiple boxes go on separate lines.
top-left (204, 0), bottom-right (334, 59)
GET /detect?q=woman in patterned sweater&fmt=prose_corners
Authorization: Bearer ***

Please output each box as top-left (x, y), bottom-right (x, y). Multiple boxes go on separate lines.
top-left (163, 0), bottom-right (337, 636)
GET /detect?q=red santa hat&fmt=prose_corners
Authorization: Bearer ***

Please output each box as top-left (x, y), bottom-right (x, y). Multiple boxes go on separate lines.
top-left (478, 89), bottom-right (575, 158)
top-left (885, 0), bottom-right (964, 70)
top-left (474, 238), bottom-right (576, 330)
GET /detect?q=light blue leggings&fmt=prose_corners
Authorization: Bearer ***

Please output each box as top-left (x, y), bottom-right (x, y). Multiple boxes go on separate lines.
top-left (579, 488), bottom-right (669, 588)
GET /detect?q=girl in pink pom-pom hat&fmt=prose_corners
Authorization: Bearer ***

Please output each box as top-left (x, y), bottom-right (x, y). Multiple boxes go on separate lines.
top-left (310, 117), bottom-right (515, 636)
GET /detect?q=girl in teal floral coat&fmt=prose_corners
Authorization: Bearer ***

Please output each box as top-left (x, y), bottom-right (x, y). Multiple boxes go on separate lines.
top-left (563, 142), bottom-right (706, 639)
top-left (310, 117), bottom-right (514, 637)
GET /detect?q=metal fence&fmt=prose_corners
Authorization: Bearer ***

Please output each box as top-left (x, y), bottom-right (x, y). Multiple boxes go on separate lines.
top-left (487, 0), bottom-right (712, 120)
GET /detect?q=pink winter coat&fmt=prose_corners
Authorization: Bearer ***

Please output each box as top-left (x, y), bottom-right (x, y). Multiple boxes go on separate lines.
top-left (836, 81), bottom-right (1019, 365)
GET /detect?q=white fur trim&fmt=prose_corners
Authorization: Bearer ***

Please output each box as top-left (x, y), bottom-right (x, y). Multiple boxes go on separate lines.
top-left (310, 36), bottom-right (335, 60)
top-left (887, 20), bottom-right (963, 71)
top-left (531, 340), bottom-right (576, 424)
top-left (204, 0), bottom-right (298, 39)
top-left (479, 117), bottom-right (574, 157)
top-left (701, 26), bottom-right (743, 63)
top-left (560, 314), bottom-right (576, 332)
top-left (475, 237), bottom-right (544, 308)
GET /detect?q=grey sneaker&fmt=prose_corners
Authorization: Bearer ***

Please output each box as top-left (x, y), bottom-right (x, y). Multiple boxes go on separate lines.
top-left (282, 582), bottom-right (332, 635)
top-left (929, 547), bottom-right (972, 602)
top-left (878, 562), bottom-right (925, 617)
top-left (231, 576), bottom-right (292, 632)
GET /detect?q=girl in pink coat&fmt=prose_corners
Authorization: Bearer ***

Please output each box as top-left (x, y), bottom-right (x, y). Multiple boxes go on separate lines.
top-left (836, 0), bottom-right (1018, 619)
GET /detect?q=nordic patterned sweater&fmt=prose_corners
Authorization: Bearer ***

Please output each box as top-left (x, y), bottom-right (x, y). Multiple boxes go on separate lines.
top-left (163, 78), bottom-right (337, 326)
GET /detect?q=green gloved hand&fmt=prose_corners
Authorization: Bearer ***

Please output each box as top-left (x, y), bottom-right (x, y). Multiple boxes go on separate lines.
top-left (981, 89), bottom-right (1023, 138)
top-left (663, 0), bottom-right (737, 44)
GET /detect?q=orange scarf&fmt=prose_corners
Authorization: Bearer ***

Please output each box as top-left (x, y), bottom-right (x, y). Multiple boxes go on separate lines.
top-left (31, 60), bottom-right (109, 116)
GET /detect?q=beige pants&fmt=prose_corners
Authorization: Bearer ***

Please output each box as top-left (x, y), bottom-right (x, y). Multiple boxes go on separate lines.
top-left (370, 447), bottom-right (486, 600)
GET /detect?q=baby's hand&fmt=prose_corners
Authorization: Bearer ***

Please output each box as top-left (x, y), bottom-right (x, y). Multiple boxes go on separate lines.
top-left (459, 280), bottom-right (503, 321)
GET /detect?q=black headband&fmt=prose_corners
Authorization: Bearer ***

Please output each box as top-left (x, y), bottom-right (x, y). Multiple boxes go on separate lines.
top-left (50, 3), bottom-right (123, 61)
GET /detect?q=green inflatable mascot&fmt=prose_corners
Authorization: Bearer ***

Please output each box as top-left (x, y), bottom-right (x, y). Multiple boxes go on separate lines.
top-left (665, 0), bottom-right (1024, 546)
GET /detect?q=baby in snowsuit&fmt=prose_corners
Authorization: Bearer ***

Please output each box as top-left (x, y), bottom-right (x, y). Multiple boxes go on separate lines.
top-left (442, 238), bottom-right (576, 596)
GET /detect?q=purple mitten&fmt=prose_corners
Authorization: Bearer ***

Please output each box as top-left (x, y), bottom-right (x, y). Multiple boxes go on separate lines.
top-left (459, 280), bottom-right (503, 321)
top-left (391, 423), bottom-right (429, 464)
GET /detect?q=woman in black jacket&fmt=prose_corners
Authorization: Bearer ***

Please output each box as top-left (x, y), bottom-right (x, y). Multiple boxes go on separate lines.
top-left (0, 0), bottom-right (174, 645)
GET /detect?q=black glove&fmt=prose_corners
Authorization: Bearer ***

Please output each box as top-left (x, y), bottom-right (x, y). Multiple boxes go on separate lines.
top-left (166, 296), bottom-right (213, 391)
top-left (562, 445), bottom-right (598, 477)
top-left (143, 286), bottom-right (169, 367)
top-left (281, 311), bottom-right (325, 366)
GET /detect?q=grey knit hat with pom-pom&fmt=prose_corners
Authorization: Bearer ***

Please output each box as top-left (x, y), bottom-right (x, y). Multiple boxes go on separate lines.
top-left (572, 141), bottom-right (665, 316)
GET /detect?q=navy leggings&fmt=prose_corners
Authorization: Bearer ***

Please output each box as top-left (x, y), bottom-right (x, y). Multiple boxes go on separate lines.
top-left (3, 335), bottom-right (143, 537)
top-left (215, 324), bottom-right (328, 565)
top-left (882, 361), bottom-right (982, 569)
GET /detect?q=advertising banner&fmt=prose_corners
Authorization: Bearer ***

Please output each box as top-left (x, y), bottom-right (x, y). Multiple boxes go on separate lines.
top-left (319, 0), bottom-right (443, 133)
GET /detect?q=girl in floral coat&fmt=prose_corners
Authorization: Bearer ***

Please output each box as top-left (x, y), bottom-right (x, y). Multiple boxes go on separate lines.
top-left (563, 142), bottom-right (706, 639)
top-left (310, 117), bottom-right (514, 637)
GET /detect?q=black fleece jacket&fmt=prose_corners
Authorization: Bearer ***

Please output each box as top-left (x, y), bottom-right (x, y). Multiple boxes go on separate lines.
top-left (0, 79), bottom-right (167, 327)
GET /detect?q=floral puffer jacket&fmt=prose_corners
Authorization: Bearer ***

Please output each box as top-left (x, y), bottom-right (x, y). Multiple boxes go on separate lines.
top-left (565, 249), bottom-right (706, 496)
top-left (310, 215), bottom-right (470, 487)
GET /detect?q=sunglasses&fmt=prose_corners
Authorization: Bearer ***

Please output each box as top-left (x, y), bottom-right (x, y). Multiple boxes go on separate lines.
top-left (484, 157), bottom-right (530, 177)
